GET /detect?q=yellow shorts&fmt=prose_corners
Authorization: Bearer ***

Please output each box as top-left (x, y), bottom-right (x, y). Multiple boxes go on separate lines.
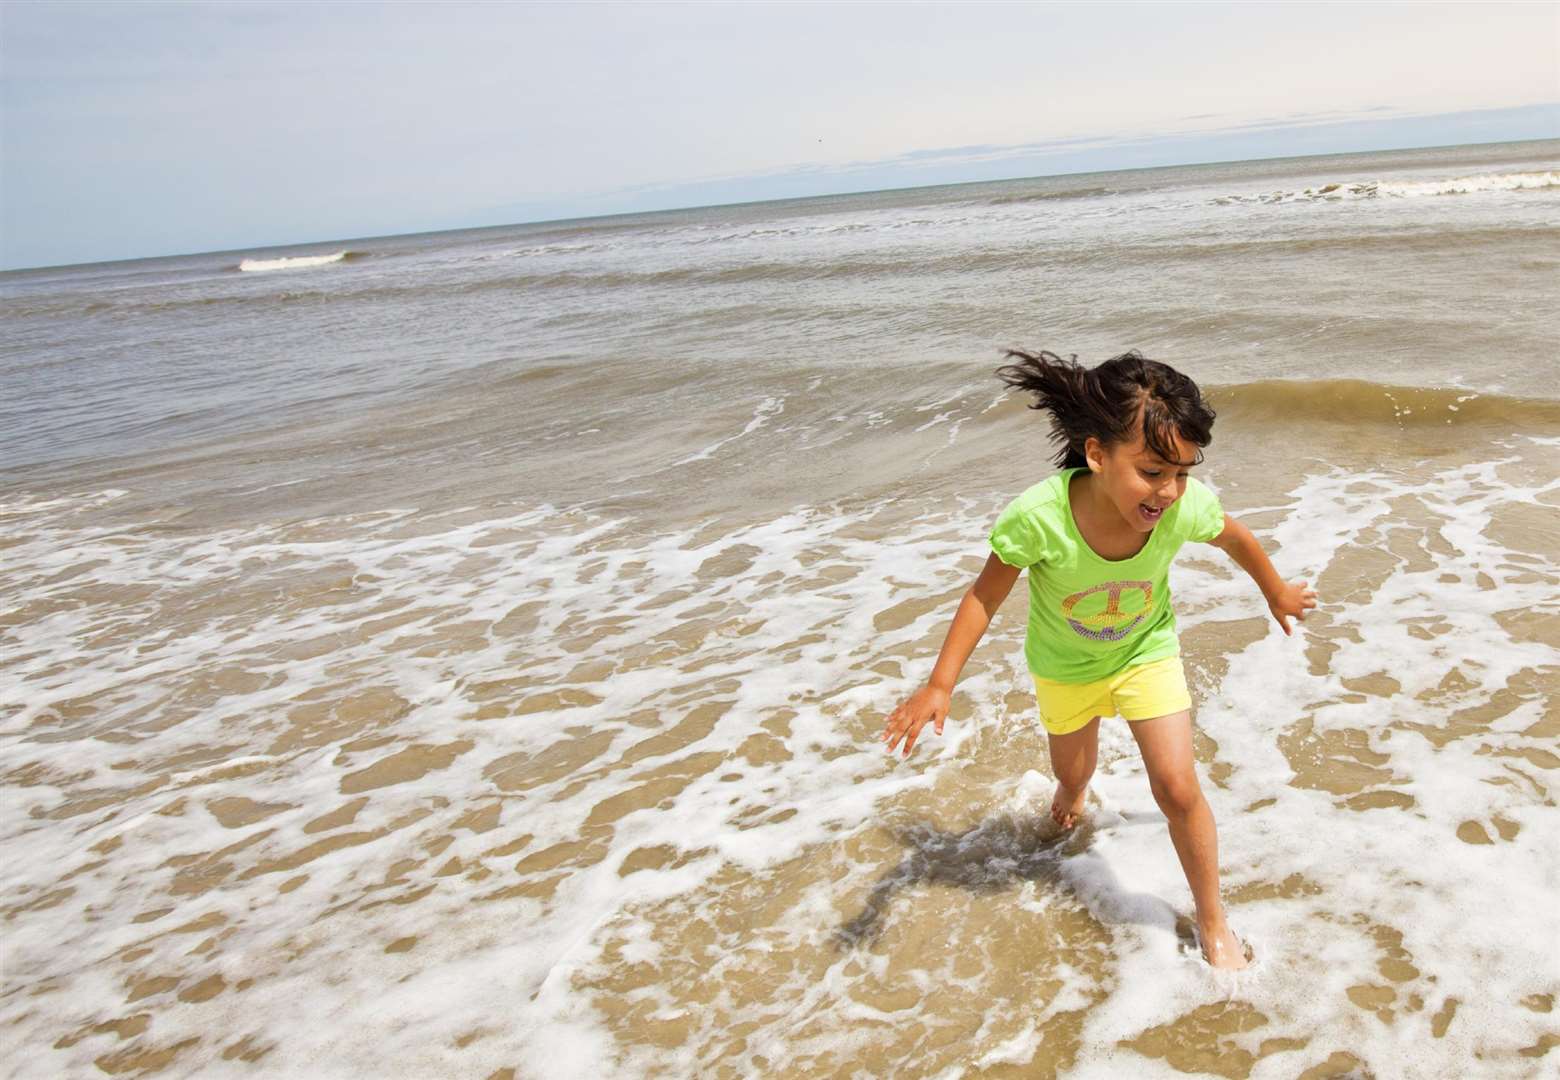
top-left (1032, 656), bottom-right (1192, 736)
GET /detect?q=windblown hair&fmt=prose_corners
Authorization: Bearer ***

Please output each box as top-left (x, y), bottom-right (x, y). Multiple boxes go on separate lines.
top-left (995, 349), bottom-right (1215, 470)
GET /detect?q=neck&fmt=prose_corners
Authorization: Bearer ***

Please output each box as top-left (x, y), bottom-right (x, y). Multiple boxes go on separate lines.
top-left (1073, 468), bottom-right (1136, 539)
top-left (1075, 468), bottom-right (1115, 517)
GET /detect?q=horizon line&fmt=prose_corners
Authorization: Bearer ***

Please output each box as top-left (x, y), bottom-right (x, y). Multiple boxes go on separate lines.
top-left (5, 128), bottom-right (1556, 274)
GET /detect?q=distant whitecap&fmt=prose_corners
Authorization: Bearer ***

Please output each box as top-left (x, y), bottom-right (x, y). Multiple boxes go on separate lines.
top-left (238, 251), bottom-right (351, 272)
top-left (1212, 169), bottom-right (1558, 205)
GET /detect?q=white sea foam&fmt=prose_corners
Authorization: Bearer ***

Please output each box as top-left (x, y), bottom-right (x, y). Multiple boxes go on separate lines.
top-left (1214, 169), bottom-right (1560, 205)
top-left (673, 394), bottom-right (786, 464)
top-left (1377, 170), bottom-right (1560, 198)
top-left (1062, 452), bottom-right (1560, 1076)
top-left (1, 441), bottom-right (1556, 1076)
top-left (237, 251), bottom-right (350, 272)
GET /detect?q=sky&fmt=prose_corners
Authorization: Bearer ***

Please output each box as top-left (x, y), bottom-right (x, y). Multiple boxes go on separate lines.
top-left (1, 0), bottom-right (1556, 270)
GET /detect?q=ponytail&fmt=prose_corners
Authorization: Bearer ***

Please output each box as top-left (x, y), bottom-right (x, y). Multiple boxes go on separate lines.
top-left (995, 349), bottom-right (1215, 469)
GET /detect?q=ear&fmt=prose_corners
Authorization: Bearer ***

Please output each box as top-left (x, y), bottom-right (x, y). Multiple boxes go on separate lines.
top-left (1083, 436), bottom-right (1106, 473)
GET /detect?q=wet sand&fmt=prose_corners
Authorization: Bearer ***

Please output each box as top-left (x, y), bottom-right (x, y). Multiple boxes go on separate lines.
top-left (3, 417), bottom-right (1556, 1077)
top-left (4, 140), bottom-right (1558, 1076)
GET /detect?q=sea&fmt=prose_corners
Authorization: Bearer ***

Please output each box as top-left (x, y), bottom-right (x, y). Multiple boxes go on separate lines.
top-left (2, 139), bottom-right (1557, 1078)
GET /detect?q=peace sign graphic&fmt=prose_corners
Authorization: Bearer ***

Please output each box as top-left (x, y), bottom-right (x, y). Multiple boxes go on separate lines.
top-left (1060, 580), bottom-right (1154, 642)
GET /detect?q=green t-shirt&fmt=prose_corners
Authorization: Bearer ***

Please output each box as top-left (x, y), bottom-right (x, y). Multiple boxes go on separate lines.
top-left (989, 468), bottom-right (1225, 683)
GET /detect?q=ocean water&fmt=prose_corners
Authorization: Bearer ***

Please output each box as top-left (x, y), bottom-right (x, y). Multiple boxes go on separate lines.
top-left (2, 139), bottom-right (1558, 1077)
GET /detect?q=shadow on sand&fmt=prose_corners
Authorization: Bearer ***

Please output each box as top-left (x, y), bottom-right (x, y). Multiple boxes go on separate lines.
top-left (833, 809), bottom-right (1195, 952)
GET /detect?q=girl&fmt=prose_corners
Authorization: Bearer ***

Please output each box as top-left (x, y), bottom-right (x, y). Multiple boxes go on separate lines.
top-left (880, 349), bottom-right (1316, 970)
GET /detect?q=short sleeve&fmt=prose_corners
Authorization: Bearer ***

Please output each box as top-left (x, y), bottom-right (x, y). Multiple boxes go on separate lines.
top-left (1179, 477), bottom-right (1226, 543)
top-left (989, 496), bottom-right (1047, 568)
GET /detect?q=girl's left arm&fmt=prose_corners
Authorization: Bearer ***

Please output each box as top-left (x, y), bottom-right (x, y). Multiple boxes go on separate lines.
top-left (1206, 515), bottom-right (1318, 636)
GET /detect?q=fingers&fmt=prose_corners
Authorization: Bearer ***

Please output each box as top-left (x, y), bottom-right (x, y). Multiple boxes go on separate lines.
top-left (881, 710), bottom-right (918, 753)
top-left (880, 694), bottom-right (948, 759)
top-left (884, 717), bottom-right (910, 753)
top-left (881, 711), bottom-right (940, 758)
top-left (881, 709), bottom-right (910, 753)
top-left (1282, 581), bottom-right (1318, 632)
top-left (880, 706), bottom-right (901, 739)
top-left (1293, 583), bottom-right (1318, 624)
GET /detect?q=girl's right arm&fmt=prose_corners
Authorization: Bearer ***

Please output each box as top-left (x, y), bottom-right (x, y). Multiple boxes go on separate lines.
top-left (881, 552), bottom-right (1022, 758)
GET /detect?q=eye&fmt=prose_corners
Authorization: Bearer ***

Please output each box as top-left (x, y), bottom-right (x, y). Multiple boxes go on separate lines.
top-left (1141, 468), bottom-right (1161, 478)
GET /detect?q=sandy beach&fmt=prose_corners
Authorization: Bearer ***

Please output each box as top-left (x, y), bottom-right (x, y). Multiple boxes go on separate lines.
top-left (3, 140), bottom-right (1558, 1077)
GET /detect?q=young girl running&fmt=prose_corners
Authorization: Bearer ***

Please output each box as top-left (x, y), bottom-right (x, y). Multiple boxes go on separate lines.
top-left (880, 349), bottom-right (1316, 970)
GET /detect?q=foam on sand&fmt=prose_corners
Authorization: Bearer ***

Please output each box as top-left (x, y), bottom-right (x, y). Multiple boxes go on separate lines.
top-left (1, 435), bottom-right (1556, 1076)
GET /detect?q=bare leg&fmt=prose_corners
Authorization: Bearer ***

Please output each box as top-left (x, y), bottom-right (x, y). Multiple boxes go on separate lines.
top-left (1128, 710), bottom-right (1248, 970)
top-left (1046, 717), bottom-right (1100, 829)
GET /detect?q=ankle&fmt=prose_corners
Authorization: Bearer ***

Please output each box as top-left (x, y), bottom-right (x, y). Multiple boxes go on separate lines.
top-left (1195, 906), bottom-right (1230, 933)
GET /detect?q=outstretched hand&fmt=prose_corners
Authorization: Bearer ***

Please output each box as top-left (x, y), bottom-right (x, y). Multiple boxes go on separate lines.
top-left (881, 684), bottom-right (950, 758)
top-left (1268, 579), bottom-right (1318, 636)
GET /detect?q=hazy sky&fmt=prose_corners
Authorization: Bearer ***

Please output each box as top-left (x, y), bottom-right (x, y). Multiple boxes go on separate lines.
top-left (2, 0), bottom-right (1556, 269)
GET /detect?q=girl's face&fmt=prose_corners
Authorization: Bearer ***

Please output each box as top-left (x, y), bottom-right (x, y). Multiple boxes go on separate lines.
top-left (1085, 428), bottom-right (1198, 532)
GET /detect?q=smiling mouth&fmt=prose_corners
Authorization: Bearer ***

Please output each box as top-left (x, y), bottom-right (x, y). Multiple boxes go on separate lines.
top-left (1139, 503), bottom-right (1165, 522)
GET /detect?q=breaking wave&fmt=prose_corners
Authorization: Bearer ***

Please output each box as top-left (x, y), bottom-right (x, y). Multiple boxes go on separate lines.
top-left (1213, 170), bottom-right (1559, 205)
top-left (238, 251), bottom-right (354, 273)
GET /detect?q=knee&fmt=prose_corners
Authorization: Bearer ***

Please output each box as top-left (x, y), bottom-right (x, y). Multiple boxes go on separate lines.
top-left (1150, 772), bottom-right (1203, 819)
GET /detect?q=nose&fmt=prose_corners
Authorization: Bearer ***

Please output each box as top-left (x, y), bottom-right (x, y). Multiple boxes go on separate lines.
top-left (1157, 476), bottom-right (1179, 503)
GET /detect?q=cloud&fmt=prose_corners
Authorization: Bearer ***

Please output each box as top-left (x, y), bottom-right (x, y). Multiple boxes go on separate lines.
top-left (3, 1), bottom-right (1557, 266)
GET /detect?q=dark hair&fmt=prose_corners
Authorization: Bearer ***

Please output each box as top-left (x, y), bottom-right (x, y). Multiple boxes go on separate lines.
top-left (995, 349), bottom-right (1215, 470)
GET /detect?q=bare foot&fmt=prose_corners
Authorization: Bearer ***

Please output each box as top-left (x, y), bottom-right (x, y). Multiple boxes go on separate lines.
top-left (1199, 921), bottom-right (1249, 970)
top-left (1050, 783), bottom-right (1088, 829)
